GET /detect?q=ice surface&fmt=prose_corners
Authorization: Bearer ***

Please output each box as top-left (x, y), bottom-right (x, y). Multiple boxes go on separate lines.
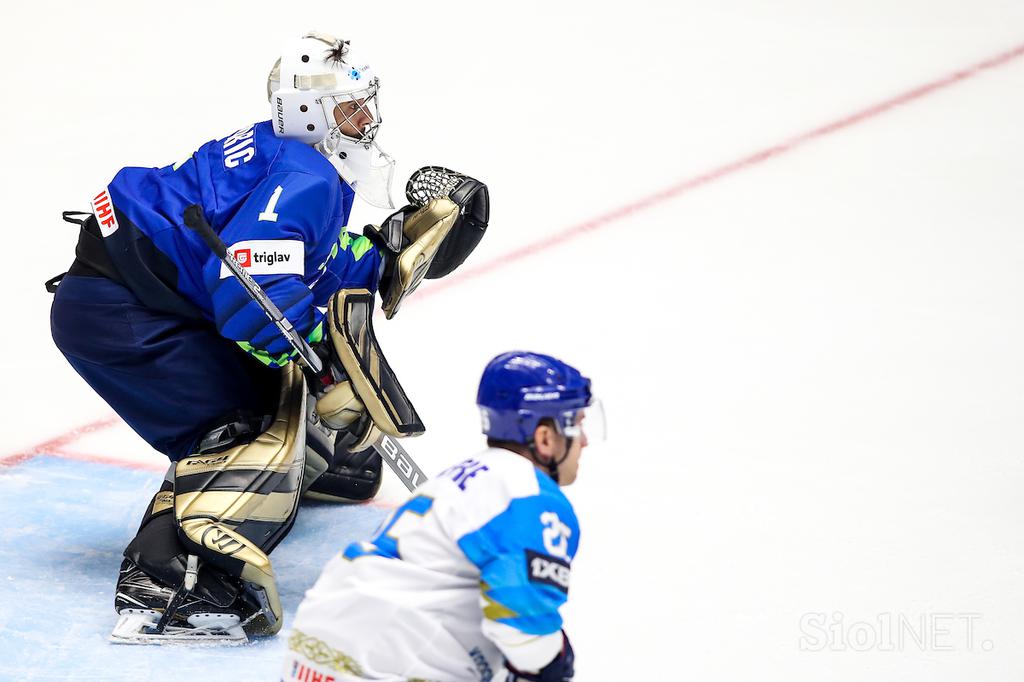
top-left (0, 457), bottom-right (388, 681)
top-left (2, 1), bottom-right (1024, 680)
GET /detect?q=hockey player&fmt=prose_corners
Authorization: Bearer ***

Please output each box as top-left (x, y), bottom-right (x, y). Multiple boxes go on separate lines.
top-left (46, 32), bottom-right (488, 642)
top-left (282, 351), bottom-right (600, 681)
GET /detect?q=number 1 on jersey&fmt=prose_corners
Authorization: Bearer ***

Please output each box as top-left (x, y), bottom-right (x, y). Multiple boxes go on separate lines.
top-left (258, 185), bottom-right (284, 222)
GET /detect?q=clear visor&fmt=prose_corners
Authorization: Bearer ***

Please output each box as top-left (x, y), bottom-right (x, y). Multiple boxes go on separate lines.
top-left (561, 397), bottom-right (606, 443)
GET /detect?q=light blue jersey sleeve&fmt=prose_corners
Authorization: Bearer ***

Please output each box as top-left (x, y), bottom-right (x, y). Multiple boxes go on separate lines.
top-left (456, 470), bottom-right (580, 637)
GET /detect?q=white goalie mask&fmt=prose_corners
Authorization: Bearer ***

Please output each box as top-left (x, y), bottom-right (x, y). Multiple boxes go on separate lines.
top-left (267, 32), bottom-right (396, 208)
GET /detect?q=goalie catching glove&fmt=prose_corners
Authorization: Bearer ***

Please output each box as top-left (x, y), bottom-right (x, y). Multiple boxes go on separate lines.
top-left (366, 166), bottom-right (489, 318)
top-left (310, 168), bottom-right (486, 480)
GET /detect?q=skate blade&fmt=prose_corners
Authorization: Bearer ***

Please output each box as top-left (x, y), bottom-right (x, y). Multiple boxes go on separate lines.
top-left (109, 612), bottom-right (248, 646)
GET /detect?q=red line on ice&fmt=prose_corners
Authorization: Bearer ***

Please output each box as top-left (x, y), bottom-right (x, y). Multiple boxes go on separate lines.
top-left (47, 448), bottom-right (170, 472)
top-left (4, 41), bottom-right (1023, 471)
top-left (415, 41), bottom-right (1024, 301)
top-left (0, 415), bottom-right (122, 467)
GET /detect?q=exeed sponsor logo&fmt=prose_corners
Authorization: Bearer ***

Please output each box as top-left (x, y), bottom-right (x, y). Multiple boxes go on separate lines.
top-left (526, 549), bottom-right (571, 594)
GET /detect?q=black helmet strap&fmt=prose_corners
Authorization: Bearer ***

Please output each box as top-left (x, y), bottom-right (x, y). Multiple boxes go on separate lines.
top-left (527, 437), bottom-right (573, 484)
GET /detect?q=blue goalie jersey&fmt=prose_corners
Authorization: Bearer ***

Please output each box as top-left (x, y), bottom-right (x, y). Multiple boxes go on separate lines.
top-left (284, 448), bottom-right (579, 682)
top-left (93, 120), bottom-right (381, 367)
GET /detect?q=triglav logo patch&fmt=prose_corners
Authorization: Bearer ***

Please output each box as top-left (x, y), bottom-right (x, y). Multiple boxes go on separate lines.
top-left (220, 239), bottom-right (305, 278)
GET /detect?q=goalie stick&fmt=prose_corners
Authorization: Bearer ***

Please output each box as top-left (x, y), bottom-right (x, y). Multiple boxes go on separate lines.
top-left (183, 204), bottom-right (428, 492)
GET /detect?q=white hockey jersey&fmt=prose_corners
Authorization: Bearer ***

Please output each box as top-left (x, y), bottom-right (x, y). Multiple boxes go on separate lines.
top-left (282, 447), bottom-right (579, 682)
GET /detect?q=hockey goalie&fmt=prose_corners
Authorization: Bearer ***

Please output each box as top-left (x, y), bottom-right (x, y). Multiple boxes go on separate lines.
top-left (46, 32), bottom-right (488, 643)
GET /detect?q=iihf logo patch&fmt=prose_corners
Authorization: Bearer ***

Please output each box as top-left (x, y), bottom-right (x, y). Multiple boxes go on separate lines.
top-left (91, 188), bottom-right (119, 238)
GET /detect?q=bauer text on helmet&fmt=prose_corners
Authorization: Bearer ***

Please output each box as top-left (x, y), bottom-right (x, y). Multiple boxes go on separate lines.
top-left (477, 351), bottom-right (604, 485)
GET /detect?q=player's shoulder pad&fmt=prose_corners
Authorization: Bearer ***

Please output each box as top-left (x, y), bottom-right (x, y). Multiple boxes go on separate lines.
top-left (248, 169), bottom-right (338, 232)
top-left (208, 168), bottom-right (343, 280)
top-left (453, 458), bottom-right (580, 608)
top-left (424, 449), bottom-right (535, 539)
top-left (256, 123), bottom-right (340, 188)
top-left (435, 449), bottom-right (578, 558)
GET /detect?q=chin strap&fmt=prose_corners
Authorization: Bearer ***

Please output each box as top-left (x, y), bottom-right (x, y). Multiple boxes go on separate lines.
top-left (527, 438), bottom-right (573, 484)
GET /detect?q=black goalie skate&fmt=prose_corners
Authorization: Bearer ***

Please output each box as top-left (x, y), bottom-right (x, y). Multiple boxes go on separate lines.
top-left (111, 557), bottom-right (251, 645)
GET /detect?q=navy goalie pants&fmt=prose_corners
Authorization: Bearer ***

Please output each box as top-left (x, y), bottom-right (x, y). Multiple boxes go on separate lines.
top-left (50, 275), bottom-right (281, 461)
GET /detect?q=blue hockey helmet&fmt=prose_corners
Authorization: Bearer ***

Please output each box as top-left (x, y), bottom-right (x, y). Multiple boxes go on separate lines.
top-left (477, 351), bottom-right (593, 444)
